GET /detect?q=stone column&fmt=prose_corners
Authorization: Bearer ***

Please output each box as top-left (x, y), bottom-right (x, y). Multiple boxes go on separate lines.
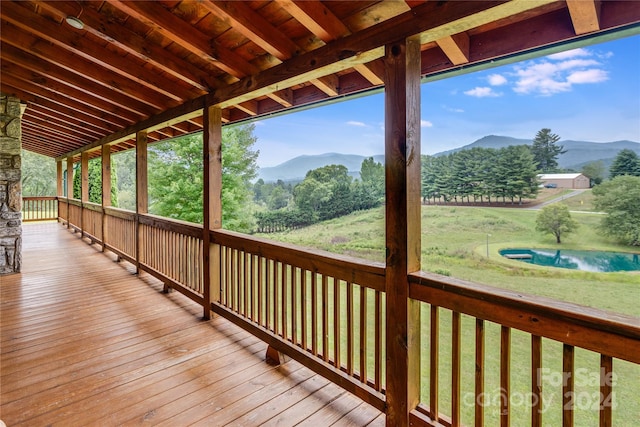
top-left (0, 94), bottom-right (25, 274)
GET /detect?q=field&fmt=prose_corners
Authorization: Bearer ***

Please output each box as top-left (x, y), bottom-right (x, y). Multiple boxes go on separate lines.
top-left (257, 192), bottom-right (639, 425)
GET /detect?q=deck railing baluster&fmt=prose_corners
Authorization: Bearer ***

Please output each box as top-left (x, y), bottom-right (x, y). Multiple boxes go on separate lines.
top-left (563, 344), bottom-right (575, 427)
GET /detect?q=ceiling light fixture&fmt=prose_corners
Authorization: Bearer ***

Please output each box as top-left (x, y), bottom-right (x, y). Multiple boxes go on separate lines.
top-left (65, 16), bottom-right (84, 29)
top-left (65, 1), bottom-right (84, 30)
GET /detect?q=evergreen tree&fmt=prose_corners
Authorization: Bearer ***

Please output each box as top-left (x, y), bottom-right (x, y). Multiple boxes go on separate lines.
top-left (609, 149), bottom-right (640, 178)
top-left (72, 158), bottom-right (118, 204)
top-left (358, 157), bottom-right (385, 207)
top-left (530, 128), bottom-right (565, 172)
top-left (420, 155), bottom-right (439, 203)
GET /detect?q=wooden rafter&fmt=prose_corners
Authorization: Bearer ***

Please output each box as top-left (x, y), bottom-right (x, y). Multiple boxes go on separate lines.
top-left (567, 0), bottom-right (601, 35)
top-left (109, 0), bottom-right (259, 78)
top-left (436, 33), bottom-right (470, 65)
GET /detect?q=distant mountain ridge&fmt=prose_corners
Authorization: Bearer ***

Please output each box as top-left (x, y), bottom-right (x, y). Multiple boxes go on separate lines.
top-left (256, 136), bottom-right (639, 182)
top-left (258, 153), bottom-right (385, 182)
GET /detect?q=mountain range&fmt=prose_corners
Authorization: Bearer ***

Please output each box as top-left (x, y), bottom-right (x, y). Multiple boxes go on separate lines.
top-left (256, 136), bottom-right (640, 182)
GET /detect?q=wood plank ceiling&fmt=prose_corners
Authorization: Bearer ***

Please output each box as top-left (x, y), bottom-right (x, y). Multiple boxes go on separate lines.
top-left (1, 1), bottom-right (639, 161)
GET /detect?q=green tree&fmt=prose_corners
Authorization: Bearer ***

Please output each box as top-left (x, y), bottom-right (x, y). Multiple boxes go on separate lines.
top-left (21, 149), bottom-right (56, 196)
top-left (293, 164), bottom-right (353, 221)
top-left (112, 150), bottom-right (136, 210)
top-left (494, 145), bottom-right (539, 204)
top-left (592, 175), bottom-right (640, 246)
top-left (609, 149), bottom-right (640, 178)
top-left (581, 161), bottom-right (605, 186)
top-left (530, 128), bottom-right (565, 172)
top-left (535, 203), bottom-right (579, 243)
top-left (148, 135), bottom-right (203, 223)
top-left (357, 157), bottom-right (384, 208)
top-left (267, 185), bottom-right (289, 210)
top-left (72, 158), bottom-right (118, 205)
top-left (148, 124), bottom-right (258, 232)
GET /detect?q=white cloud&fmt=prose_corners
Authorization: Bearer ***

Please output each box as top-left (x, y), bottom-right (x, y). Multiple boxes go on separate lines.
top-left (547, 48), bottom-right (591, 60)
top-left (421, 120), bottom-right (433, 128)
top-left (464, 87), bottom-right (502, 97)
top-left (567, 69), bottom-right (608, 84)
top-left (346, 120), bottom-right (366, 127)
top-left (512, 49), bottom-right (608, 95)
top-left (557, 59), bottom-right (600, 70)
top-left (488, 74), bottom-right (507, 86)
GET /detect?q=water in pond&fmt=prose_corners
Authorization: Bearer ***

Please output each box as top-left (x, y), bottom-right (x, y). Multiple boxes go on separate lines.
top-left (499, 248), bottom-right (640, 272)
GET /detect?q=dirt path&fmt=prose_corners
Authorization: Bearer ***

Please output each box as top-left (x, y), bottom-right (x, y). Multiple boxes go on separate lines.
top-left (529, 189), bottom-right (587, 210)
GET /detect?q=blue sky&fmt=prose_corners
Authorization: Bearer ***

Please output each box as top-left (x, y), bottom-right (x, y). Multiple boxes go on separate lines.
top-left (253, 34), bottom-right (639, 167)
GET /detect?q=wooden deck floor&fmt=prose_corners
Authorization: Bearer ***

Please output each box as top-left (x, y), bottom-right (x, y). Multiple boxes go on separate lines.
top-left (1, 222), bottom-right (384, 426)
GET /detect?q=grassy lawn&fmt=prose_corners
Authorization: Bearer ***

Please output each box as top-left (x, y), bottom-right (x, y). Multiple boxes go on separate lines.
top-left (257, 204), bottom-right (639, 426)
top-left (560, 188), bottom-right (597, 211)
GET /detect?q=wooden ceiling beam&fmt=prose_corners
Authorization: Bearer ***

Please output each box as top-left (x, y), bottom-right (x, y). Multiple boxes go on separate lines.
top-left (22, 116), bottom-right (82, 142)
top-left (36, 1), bottom-right (217, 93)
top-left (25, 109), bottom-right (104, 141)
top-left (200, 1), bottom-right (341, 101)
top-left (436, 32), bottom-right (471, 65)
top-left (235, 100), bottom-right (259, 116)
top-left (266, 90), bottom-right (294, 108)
top-left (281, 0), bottom-right (351, 41)
top-left (0, 2), bottom-right (189, 103)
top-left (283, 1), bottom-right (383, 87)
top-left (1, 44), bottom-right (156, 118)
top-left (109, 0), bottom-right (259, 78)
top-left (353, 64), bottom-right (384, 86)
top-left (21, 130), bottom-right (84, 150)
top-left (567, 0), bottom-right (601, 34)
top-left (310, 75), bottom-right (340, 97)
top-left (0, 21), bottom-right (173, 111)
top-left (56, 95), bottom-right (206, 161)
top-left (214, 1), bottom-right (552, 108)
top-left (21, 123), bottom-right (89, 149)
top-left (22, 102), bottom-right (115, 137)
top-left (1, 62), bottom-right (144, 124)
top-left (200, 1), bottom-right (299, 60)
top-left (0, 73), bottom-right (133, 129)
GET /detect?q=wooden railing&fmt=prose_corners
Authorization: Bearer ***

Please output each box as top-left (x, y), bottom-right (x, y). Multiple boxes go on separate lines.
top-left (138, 214), bottom-right (204, 304)
top-left (103, 207), bottom-right (137, 263)
top-left (211, 229), bottom-right (387, 410)
top-left (53, 200), bottom-right (639, 426)
top-left (408, 272), bottom-right (640, 427)
top-left (22, 196), bottom-right (57, 221)
top-left (82, 202), bottom-right (103, 242)
top-left (67, 199), bottom-right (82, 232)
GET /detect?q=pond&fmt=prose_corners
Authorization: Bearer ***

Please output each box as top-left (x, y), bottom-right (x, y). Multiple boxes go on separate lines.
top-left (499, 248), bottom-right (640, 272)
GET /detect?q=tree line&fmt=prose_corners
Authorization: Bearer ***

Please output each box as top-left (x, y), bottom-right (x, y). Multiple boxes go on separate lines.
top-left (254, 159), bottom-right (384, 233)
top-left (421, 145), bottom-right (539, 205)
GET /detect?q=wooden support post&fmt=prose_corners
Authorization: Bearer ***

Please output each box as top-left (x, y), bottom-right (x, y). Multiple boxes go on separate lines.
top-left (384, 35), bottom-right (422, 427)
top-left (56, 160), bottom-right (63, 197)
top-left (136, 130), bottom-right (148, 273)
top-left (102, 144), bottom-right (111, 252)
top-left (80, 151), bottom-right (89, 238)
top-left (56, 160), bottom-right (63, 222)
top-left (66, 156), bottom-right (73, 228)
top-left (265, 344), bottom-right (288, 366)
top-left (203, 103), bottom-right (223, 320)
